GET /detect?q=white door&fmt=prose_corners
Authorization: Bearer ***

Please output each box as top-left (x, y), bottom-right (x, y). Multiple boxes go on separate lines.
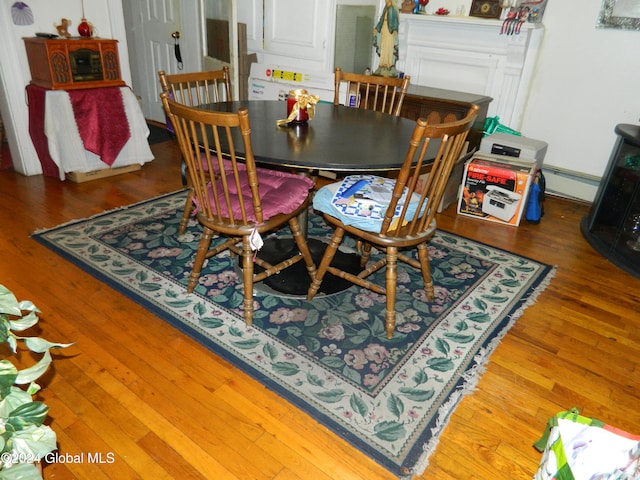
top-left (124, 0), bottom-right (183, 122)
top-left (125, 0), bottom-right (238, 123)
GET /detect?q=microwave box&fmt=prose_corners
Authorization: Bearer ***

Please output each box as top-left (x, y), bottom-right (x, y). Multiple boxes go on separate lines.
top-left (457, 153), bottom-right (536, 226)
top-left (480, 132), bottom-right (547, 170)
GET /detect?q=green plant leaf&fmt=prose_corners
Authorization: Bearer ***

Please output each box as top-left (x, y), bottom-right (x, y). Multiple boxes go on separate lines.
top-left (0, 285), bottom-right (21, 316)
top-left (17, 301), bottom-right (39, 315)
top-left (0, 461), bottom-right (43, 479)
top-left (24, 337), bottom-right (74, 354)
top-left (0, 360), bottom-right (19, 398)
top-left (0, 387), bottom-right (33, 417)
top-left (8, 310), bottom-right (39, 332)
top-left (10, 424), bottom-right (58, 461)
top-left (14, 351), bottom-right (52, 385)
top-left (7, 401), bottom-right (49, 430)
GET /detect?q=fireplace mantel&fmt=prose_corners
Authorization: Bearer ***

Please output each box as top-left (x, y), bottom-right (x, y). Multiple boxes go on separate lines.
top-left (397, 14), bottom-right (544, 130)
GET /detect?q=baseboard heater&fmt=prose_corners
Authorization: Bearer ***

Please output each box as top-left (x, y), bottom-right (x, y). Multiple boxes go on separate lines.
top-left (542, 165), bottom-right (600, 203)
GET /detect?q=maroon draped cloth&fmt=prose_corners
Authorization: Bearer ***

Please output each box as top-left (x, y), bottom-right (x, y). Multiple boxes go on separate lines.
top-left (26, 85), bottom-right (59, 177)
top-left (68, 87), bottom-right (131, 166)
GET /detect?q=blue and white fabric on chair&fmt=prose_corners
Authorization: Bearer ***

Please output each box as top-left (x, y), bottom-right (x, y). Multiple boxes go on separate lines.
top-left (313, 174), bottom-right (424, 232)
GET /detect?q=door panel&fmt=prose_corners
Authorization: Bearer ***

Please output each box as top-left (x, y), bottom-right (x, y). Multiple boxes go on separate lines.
top-left (264, 0), bottom-right (329, 61)
top-left (143, 0), bottom-right (181, 122)
top-left (127, 0), bottom-right (181, 122)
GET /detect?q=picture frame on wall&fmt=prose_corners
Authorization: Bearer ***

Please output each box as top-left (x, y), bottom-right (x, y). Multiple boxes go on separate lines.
top-left (597, 0), bottom-right (640, 30)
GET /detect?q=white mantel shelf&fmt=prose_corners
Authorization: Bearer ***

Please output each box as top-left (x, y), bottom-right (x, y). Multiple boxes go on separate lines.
top-left (397, 13), bottom-right (544, 130)
top-left (400, 12), bottom-right (544, 31)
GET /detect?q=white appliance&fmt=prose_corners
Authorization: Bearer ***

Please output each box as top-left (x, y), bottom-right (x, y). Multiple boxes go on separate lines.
top-left (482, 185), bottom-right (522, 222)
top-left (480, 132), bottom-right (548, 170)
top-left (248, 63), bottom-right (335, 103)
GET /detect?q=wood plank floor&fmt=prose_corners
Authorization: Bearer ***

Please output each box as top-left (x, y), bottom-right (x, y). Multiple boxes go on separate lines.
top-left (1, 139), bottom-right (639, 479)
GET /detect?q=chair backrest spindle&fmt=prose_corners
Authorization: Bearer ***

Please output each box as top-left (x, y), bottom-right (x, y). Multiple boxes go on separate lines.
top-left (158, 67), bottom-right (232, 107)
top-left (381, 105), bottom-right (480, 237)
top-left (160, 93), bottom-right (264, 228)
top-left (333, 67), bottom-right (410, 117)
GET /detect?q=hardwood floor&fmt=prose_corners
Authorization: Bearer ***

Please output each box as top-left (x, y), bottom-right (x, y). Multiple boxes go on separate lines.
top-left (1, 140), bottom-right (639, 479)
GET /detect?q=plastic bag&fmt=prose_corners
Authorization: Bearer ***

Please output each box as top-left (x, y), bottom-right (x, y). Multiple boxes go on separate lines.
top-left (533, 409), bottom-right (640, 480)
top-left (483, 116), bottom-right (521, 136)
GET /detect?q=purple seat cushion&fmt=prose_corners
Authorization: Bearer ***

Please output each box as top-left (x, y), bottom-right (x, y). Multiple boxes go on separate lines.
top-left (200, 165), bottom-right (313, 222)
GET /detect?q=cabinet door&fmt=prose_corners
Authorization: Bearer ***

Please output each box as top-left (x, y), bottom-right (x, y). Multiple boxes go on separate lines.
top-left (237, 0), bottom-right (262, 52)
top-left (263, 0), bottom-right (330, 61)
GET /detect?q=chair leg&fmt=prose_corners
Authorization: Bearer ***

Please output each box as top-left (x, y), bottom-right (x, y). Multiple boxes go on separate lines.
top-left (307, 227), bottom-right (345, 300)
top-left (361, 242), bottom-right (373, 267)
top-left (417, 243), bottom-right (435, 302)
top-left (187, 226), bottom-right (215, 293)
top-left (288, 217), bottom-right (317, 279)
top-left (241, 235), bottom-right (255, 325)
top-left (385, 246), bottom-right (398, 339)
top-left (179, 190), bottom-right (194, 236)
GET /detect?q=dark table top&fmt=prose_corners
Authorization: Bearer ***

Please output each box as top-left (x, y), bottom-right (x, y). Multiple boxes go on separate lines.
top-left (197, 101), bottom-right (423, 172)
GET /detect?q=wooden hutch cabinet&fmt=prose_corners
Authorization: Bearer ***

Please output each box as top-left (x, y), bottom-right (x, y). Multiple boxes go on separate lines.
top-left (23, 37), bottom-right (125, 90)
top-left (400, 85), bottom-right (492, 152)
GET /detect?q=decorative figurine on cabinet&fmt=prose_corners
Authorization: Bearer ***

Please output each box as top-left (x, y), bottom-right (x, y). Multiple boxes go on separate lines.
top-left (400, 0), bottom-right (415, 13)
top-left (56, 18), bottom-right (71, 38)
top-left (373, 0), bottom-right (400, 77)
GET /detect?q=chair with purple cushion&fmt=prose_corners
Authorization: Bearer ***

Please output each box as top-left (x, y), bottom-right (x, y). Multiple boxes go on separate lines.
top-left (160, 92), bottom-right (316, 325)
top-left (158, 68), bottom-right (232, 235)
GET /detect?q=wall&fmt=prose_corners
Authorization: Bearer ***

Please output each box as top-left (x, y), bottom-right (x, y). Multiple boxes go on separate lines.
top-left (2, 0), bottom-right (640, 202)
top-left (0, 0), bottom-right (129, 175)
top-left (519, 1), bottom-right (640, 184)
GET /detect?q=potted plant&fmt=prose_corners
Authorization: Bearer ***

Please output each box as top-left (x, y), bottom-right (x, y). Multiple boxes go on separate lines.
top-left (0, 284), bottom-right (73, 479)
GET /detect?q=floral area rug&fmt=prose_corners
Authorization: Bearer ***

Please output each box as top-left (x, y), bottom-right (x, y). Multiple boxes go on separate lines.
top-left (32, 190), bottom-right (555, 478)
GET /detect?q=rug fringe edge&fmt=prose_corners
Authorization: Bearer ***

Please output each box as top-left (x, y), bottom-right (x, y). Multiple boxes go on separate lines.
top-left (405, 264), bottom-right (558, 479)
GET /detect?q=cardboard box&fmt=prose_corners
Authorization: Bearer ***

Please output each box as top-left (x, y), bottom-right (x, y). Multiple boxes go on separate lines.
top-left (457, 153), bottom-right (535, 226)
top-left (415, 143), bottom-right (470, 213)
top-left (347, 83), bottom-right (360, 107)
top-left (66, 164), bottom-right (141, 183)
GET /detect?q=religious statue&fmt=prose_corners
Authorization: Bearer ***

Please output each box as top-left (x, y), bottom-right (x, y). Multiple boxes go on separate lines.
top-left (373, 0), bottom-right (400, 77)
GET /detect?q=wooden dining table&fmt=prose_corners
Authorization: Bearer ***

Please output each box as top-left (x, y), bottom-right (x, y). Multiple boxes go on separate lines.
top-left (195, 100), bottom-right (429, 295)
top-left (196, 100), bottom-right (426, 173)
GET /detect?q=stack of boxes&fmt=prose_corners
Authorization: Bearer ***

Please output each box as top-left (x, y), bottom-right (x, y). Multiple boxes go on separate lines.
top-left (457, 133), bottom-right (548, 226)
